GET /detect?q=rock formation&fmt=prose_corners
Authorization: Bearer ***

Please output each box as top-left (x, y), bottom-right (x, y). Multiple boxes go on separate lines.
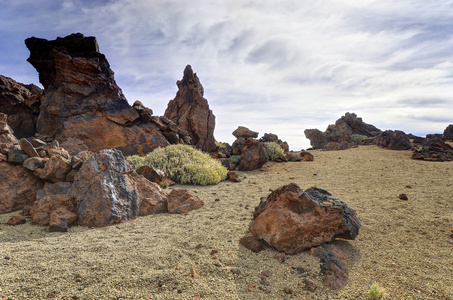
top-left (443, 124), bottom-right (453, 141)
top-left (0, 75), bottom-right (42, 138)
top-left (23, 33), bottom-right (192, 156)
top-left (250, 183), bottom-right (361, 254)
top-left (164, 65), bottom-right (216, 153)
top-left (304, 113), bottom-right (381, 149)
top-left (375, 130), bottom-right (412, 150)
top-left (411, 138), bottom-right (453, 161)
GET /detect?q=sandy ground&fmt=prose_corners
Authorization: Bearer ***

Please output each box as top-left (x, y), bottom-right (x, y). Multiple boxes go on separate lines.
top-left (0, 145), bottom-right (452, 300)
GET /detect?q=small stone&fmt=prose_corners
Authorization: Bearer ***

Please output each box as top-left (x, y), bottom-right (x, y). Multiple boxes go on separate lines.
top-left (405, 185), bottom-right (412, 188)
top-left (195, 244), bottom-right (203, 249)
top-left (190, 267), bottom-right (198, 279)
top-left (239, 235), bottom-right (267, 253)
top-left (260, 277), bottom-right (270, 285)
top-left (261, 270), bottom-right (270, 277)
top-left (4, 256), bottom-right (10, 260)
top-left (247, 283), bottom-right (255, 292)
top-left (448, 239), bottom-right (453, 245)
top-left (284, 286), bottom-right (293, 294)
top-left (275, 252), bottom-right (287, 263)
top-left (7, 216), bottom-right (26, 226)
top-left (210, 249), bottom-right (218, 256)
top-left (399, 194), bottom-right (409, 200)
top-left (303, 279), bottom-right (317, 292)
top-left (231, 268), bottom-right (241, 275)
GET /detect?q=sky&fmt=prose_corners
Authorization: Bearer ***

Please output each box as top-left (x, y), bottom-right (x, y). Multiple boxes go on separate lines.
top-left (1, 0), bottom-right (452, 150)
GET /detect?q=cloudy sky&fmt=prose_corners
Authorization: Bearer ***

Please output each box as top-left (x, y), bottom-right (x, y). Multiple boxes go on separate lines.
top-left (1, 0), bottom-right (452, 149)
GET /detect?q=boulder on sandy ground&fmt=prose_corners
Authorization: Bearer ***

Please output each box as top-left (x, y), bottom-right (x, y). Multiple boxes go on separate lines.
top-left (0, 162), bottom-right (44, 213)
top-left (412, 138), bottom-right (453, 161)
top-left (233, 126), bottom-right (259, 139)
top-left (443, 124), bottom-right (453, 141)
top-left (49, 207), bottom-right (77, 232)
top-left (167, 189), bottom-right (204, 214)
top-left (239, 235), bottom-right (268, 253)
top-left (0, 113), bottom-right (18, 154)
top-left (0, 75), bottom-right (41, 139)
top-left (238, 138), bottom-right (269, 171)
top-left (286, 152), bottom-right (303, 162)
top-left (300, 151), bottom-right (314, 161)
top-left (132, 173), bottom-right (168, 216)
top-left (259, 133), bottom-right (290, 153)
top-left (250, 183), bottom-right (362, 254)
top-left (227, 171), bottom-right (241, 182)
top-left (375, 130), bottom-right (412, 150)
top-left (164, 65), bottom-right (216, 152)
top-left (304, 129), bottom-right (326, 149)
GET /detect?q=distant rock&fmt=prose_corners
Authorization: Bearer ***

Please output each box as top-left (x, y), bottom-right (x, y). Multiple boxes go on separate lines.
top-left (0, 75), bottom-right (42, 138)
top-left (250, 183), bottom-right (361, 254)
top-left (305, 113), bottom-right (381, 149)
top-left (444, 125), bottom-right (453, 141)
top-left (233, 126), bottom-right (259, 139)
top-left (412, 138), bottom-right (453, 161)
top-left (323, 142), bottom-right (356, 151)
top-left (7, 215), bottom-right (27, 226)
top-left (164, 65), bottom-right (216, 152)
top-left (238, 139), bottom-right (269, 171)
top-left (259, 132), bottom-right (289, 153)
top-left (375, 130), bottom-right (412, 150)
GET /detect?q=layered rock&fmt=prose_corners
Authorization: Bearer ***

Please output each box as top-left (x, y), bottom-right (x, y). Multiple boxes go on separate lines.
top-left (250, 183), bottom-right (361, 254)
top-left (0, 75), bottom-right (42, 138)
top-left (411, 138), bottom-right (453, 161)
top-left (304, 113), bottom-right (381, 149)
top-left (164, 65), bottom-right (216, 152)
top-left (24, 33), bottom-right (171, 155)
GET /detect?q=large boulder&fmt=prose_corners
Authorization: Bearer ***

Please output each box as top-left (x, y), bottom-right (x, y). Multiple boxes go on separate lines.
top-left (412, 138), bottom-right (453, 161)
top-left (164, 65), bottom-right (216, 152)
top-left (0, 163), bottom-right (44, 213)
top-left (72, 149), bottom-right (168, 227)
top-left (250, 183), bottom-right (361, 254)
top-left (238, 138), bottom-right (269, 171)
top-left (305, 113), bottom-right (381, 149)
top-left (375, 130), bottom-right (412, 150)
top-left (233, 126), bottom-right (259, 139)
top-left (25, 33), bottom-right (169, 155)
top-left (0, 75), bottom-right (42, 138)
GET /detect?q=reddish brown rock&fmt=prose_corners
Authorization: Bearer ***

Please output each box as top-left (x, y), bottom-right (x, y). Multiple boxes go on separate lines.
top-left (250, 183), bottom-right (362, 254)
top-left (33, 154), bottom-right (72, 182)
top-left (227, 171), bottom-right (241, 182)
top-left (233, 126), bottom-right (259, 139)
top-left (23, 157), bottom-right (48, 171)
top-left (7, 215), bottom-right (27, 226)
top-left (285, 152), bottom-right (303, 162)
top-left (0, 75), bottom-right (41, 139)
top-left (0, 162), bottom-right (44, 213)
top-left (324, 141), bottom-right (356, 151)
top-left (0, 113), bottom-right (18, 154)
top-left (164, 65), bottom-right (216, 152)
top-left (300, 151), bottom-right (314, 161)
top-left (412, 138), bottom-right (453, 161)
top-left (49, 207), bottom-right (77, 232)
top-left (19, 138), bottom-right (39, 157)
top-left (136, 165), bottom-right (165, 185)
top-left (132, 173), bottom-right (168, 216)
top-left (375, 130), bottom-right (412, 150)
top-left (238, 139), bottom-right (269, 171)
top-left (167, 189), bottom-right (204, 214)
top-left (239, 235), bottom-right (267, 253)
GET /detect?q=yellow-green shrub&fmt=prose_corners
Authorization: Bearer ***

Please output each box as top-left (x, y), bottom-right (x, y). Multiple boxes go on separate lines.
top-left (128, 144), bottom-right (228, 185)
top-left (264, 142), bottom-right (285, 161)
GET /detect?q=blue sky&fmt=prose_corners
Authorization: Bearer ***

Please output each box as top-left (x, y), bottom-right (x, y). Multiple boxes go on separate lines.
top-left (1, 0), bottom-right (452, 149)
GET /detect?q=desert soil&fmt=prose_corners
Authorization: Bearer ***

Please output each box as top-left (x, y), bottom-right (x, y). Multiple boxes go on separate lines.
top-left (0, 145), bottom-right (452, 300)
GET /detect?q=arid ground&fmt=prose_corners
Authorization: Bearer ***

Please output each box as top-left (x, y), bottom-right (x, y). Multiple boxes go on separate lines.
top-left (1, 145), bottom-right (452, 299)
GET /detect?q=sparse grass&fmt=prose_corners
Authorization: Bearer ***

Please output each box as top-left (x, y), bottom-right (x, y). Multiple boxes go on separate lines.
top-left (264, 142), bottom-right (285, 161)
top-left (368, 283), bottom-right (386, 299)
top-left (351, 134), bottom-right (368, 143)
top-left (128, 144), bottom-right (228, 185)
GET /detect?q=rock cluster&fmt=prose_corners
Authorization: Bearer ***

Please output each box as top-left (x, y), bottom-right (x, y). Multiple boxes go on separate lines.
top-left (304, 112), bottom-right (381, 149)
top-left (374, 130), bottom-right (412, 150)
top-left (164, 65), bottom-right (216, 153)
top-left (411, 138), bottom-right (453, 161)
top-left (443, 124), bottom-right (453, 141)
top-left (249, 183), bottom-right (361, 254)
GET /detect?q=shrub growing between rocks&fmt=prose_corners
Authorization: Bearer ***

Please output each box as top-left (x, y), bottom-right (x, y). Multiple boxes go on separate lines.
top-left (350, 134), bottom-right (368, 143)
top-left (128, 145), bottom-right (228, 185)
top-left (264, 142), bottom-right (285, 161)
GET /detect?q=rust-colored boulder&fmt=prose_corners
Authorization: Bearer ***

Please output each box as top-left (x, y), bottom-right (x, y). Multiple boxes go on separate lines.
top-left (19, 138), bottom-right (39, 157)
top-left (132, 173), bottom-right (168, 216)
top-left (0, 162), bottom-right (44, 213)
top-left (23, 157), bottom-right (48, 171)
top-left (300, 151), bottom-right (314, 161)
top-left (33, 154), bottom-right (72, 182)
top-left (7, 216), bottom-right (27, 226)
top-left (233, 126), bottom-right (259, 139)
top-left (0, 75), bottom-right (41, 139)
top-left (250, 183), bottom-right (361, 254)
top-left (136, 165), bottom-right (165, 185)
top-left (412, 138), bottom-right (453, 161)
top-left (49, 207), bottom-right (77, 232)
top-left (167, 189), bottom-right (204, 214)
top-left (164, 65), bottom-right (216, 152)
top-left (238, 139), bottom-right (269, 171)
top-left (239, 235), bottom-right (267, 253)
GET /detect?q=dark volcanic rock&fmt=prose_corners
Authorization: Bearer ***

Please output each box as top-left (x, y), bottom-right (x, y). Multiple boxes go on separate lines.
top-left (238, 139), bottom-right (269, 171)
top-left (443, 125), bottom-right (453, 141)
top-left (412, 138), bottom-right (453, 161)
top-left (305, 113), bottom-right (381, 149)
top-left (375, 130), bottom-right (412, 150)
top-left (0, 75), bottom-right (42, 138)
top-left (250, 183), bottom-right (361, 254)
top-left (164, 65), bottom-right (216, 152)
top-left (311, 242), bottom-right (350, 290)
top-left (25, 33), bottom-right (169, 155)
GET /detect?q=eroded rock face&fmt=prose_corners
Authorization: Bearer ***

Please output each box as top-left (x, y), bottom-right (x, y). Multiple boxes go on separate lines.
top-left (0, 75), bottom-right (42, 138)
top-left (443, 125), bottom-right (453, 141)
top-left (164, 65), bottom-right (216, 152)
top-left (238, 139), bottom-right (269, 171)
top-left (0, 113), bottom-right (18, 154)
top-left (250, 183), bottom-right (361, 254)
top-left (375, 130), bottom-right (412, 150)
top-left (0, 163), bottom-right (44, 213)
top-left (25, 33), bottom-right (169, 155)
top-left (412, 138), bottom-right (453, 161)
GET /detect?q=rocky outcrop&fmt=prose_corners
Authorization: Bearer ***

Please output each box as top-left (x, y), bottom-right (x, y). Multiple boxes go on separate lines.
top-left (237, 138), bottom-right (269, 171)
top-left (0, 113), bottom-right (18, 155)
top-left (164, 65), bottom-right (216, 153)
top-left (305, 113), bottom-right (381, 149)
top-left (375, 130), bottom-right (412, 150)
top-left (250, 183), bottom-right (361, 254)
top-left (233, 126), bottom-right (259, 139)
top-left (0, 75), bottom-right (42, 139)
top-left (259, 132), bottom-right (289, 152)
top-left (443, 125), bottom-right (453, 141)
top-left (411, 138), bottom-right (453, 161)
top-left (24, 33), bottom-right (174, 156)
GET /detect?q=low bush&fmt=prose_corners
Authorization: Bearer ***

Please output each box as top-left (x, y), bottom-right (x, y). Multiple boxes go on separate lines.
top-left (128, 144), bottom-right (228, 185)
top-left (264, 142), bottom-right (285, 161)
top-left (368, 283), bottom-right (386, 299)
top-left (350, 134), bottom-right (368, 143)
